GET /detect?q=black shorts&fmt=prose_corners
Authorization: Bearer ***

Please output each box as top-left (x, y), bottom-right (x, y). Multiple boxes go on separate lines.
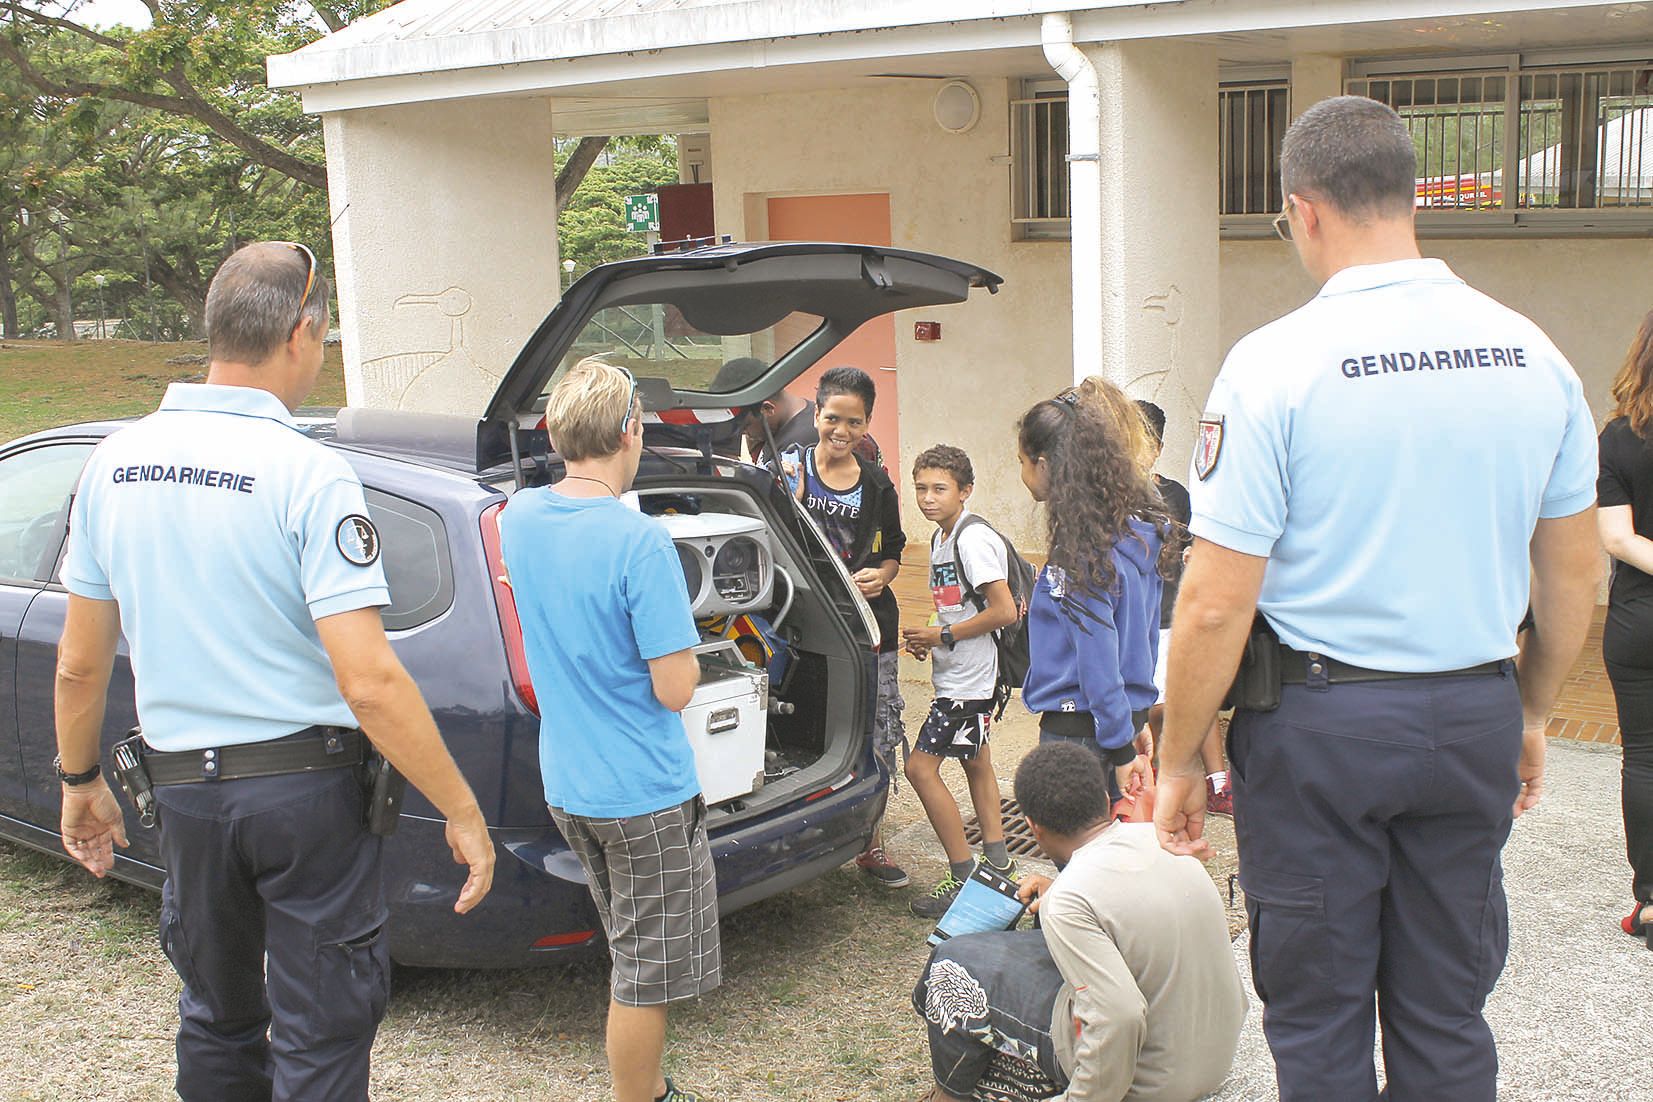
top-left (915, 697), bottom-right (994, 760)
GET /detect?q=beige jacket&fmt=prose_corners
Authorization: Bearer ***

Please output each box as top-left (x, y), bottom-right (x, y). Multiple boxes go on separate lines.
top-left (1045, 823), bottom-right (1247, 1102)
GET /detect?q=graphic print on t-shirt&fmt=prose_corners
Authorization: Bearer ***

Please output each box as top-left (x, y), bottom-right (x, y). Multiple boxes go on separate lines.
top-left (931, 559), bottom-right (965, 612)
top-left (801, 448), bottom-right (863, 560)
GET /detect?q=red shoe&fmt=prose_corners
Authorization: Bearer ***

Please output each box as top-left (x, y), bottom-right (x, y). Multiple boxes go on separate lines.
top-left (1621, 903), bottom-right (1653, 949)
top-left (1206, 774), bottom-right (1234, 818)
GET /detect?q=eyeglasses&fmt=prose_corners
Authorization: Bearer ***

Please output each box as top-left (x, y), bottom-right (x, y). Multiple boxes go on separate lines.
top-left (1054, 387), bottom-right (1081, 410)
top-left (271, 241), bottom-right (319, 332)
top-left (1272, 197), bottom-right (1298, 242)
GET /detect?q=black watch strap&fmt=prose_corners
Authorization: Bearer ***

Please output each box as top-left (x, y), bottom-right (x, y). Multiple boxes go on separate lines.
top-left (940, 625), bottom-right (956, 649)
top-left (54, 755), bottom-right (102, 787)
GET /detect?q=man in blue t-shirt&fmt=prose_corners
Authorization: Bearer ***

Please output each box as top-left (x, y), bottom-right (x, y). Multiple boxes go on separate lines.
top-left (500, 358), bottom-right (714, 1102)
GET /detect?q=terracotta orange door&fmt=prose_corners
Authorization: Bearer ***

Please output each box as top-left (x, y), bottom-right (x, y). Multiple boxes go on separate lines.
top-left (765, 194), bottom-right (900, 485)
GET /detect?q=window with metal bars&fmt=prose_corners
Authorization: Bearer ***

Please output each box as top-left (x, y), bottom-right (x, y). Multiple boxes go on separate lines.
top-left (1219, 81), bottom-right (1289, 215)
top-left (1010, 77), bottom-right (1292, 235)
top-left (1010, 81), bottom-right (1071, 239)
top-left (1347, 55), bottom-right (1653, 223)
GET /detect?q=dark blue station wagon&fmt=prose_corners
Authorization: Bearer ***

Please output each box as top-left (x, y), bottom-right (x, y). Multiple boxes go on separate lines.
top-left (0, 242), bottom-right (1001, 968)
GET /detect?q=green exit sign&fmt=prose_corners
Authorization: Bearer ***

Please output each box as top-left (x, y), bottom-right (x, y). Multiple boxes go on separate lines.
top-left (625, 193), bottom-right (660, 233)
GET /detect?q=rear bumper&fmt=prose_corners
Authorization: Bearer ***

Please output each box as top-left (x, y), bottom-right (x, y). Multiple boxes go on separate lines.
top-left (383, 767), bottom-right (888, 969)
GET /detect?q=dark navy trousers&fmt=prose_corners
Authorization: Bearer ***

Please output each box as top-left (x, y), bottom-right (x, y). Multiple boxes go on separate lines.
top-left (1229, 668), bottom-right (1521, 1102)
top-left (155, 765), bottom-right (388, 1102)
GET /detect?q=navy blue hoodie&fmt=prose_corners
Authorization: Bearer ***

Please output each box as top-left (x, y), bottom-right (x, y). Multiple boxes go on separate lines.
top-left (1022, 517), bottom-right (1164, 753)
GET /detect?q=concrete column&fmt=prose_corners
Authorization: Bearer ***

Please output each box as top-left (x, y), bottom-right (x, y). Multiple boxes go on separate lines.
top-left (1291, 55), bottom-right (1345, 119)
top-left (320, 96), bottom-right (560, 414)
top-left (1072, 39), bottom-right (1219, 480)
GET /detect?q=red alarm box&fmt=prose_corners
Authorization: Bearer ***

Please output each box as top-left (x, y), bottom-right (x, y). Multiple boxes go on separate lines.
top-left (914, 321), bottom-right (942, 341)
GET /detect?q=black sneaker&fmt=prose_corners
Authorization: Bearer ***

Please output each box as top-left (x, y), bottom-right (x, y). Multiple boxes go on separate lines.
top-left (854, 847), bottom-right (910, 888)
top-left (909, 870), bottom-right (967, 919)
top-left (660, 1077), bottom-right (704, 1101)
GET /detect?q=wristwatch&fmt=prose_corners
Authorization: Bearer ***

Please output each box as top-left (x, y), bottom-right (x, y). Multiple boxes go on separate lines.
top-left (53, 755), bottom-right (101, 787)
top-left (939, 626), bottom-right (956, 650)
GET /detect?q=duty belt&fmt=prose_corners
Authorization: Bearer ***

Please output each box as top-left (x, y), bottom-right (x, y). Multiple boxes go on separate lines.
top-left (142, 726), bottom-right (367, 786)
top-left (1279, 646), bottom-right (1509, 686)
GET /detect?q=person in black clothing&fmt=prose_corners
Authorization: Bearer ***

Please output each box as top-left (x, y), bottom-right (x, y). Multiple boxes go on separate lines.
top-left (783, 366), bottom-right (910, 887)
top-left (1597, 307), bottom-right (1653, 949)
top-left (1135, 401), bottom-right (1232, 816)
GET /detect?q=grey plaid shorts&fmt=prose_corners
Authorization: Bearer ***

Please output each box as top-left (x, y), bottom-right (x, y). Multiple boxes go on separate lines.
top-left (549, 797), bottom-right (722, 1007)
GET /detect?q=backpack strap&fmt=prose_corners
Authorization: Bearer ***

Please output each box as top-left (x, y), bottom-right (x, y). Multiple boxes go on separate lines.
top-left (950, 514), bottom-right (991, 613)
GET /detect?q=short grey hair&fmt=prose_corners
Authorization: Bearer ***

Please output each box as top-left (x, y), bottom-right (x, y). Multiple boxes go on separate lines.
top-left (1280, 95), bottom-right (1417, 220)
top-left (205, 242), bottom-right (330, 364)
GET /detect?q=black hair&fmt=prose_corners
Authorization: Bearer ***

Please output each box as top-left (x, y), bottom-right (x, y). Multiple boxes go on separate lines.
top-left (912, 443), bottom-right (974, 489)
top-left (1136, 400), bottom-right (1166, 444)
top-left (1280, 95), bottom-right (1417, 220)
top-left (816, 365), bottom-right (876, 416)
top-left (1014, 743), bottom-right (1111, 836)
top-left (710, 356), bottom-right (768, 392)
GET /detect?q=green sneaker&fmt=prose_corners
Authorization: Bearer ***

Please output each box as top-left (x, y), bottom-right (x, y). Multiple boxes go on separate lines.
top-left (909, 871), bottom-right (966, 919)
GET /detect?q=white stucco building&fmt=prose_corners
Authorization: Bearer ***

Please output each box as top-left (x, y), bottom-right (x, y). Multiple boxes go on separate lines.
top-left (269, 0), bottom-right (1653, 543)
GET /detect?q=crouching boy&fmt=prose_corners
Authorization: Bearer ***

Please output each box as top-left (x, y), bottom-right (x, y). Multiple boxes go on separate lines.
top-left (912, 743), bottom-right (1246, 1102)
top-left (500, 358), bottom-right (716, 1102)
top-left (901, 445), bottom-right (1021, 918)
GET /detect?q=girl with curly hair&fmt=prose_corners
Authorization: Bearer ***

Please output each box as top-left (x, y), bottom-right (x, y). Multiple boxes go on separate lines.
top-left (1017, 382), bottom-right (1177, 800)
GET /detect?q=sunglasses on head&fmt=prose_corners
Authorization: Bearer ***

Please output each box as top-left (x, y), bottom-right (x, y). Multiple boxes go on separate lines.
top-left (270, 241), bottom-right (319, 333)
top-left (616, 366), bottom-right (638, 434)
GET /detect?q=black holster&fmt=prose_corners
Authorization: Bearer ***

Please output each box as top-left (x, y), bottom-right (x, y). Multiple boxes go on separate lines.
top-left (1224, 615), bottom-right (1282, 713)
top-left (359, 752), bottom-right (407, 837)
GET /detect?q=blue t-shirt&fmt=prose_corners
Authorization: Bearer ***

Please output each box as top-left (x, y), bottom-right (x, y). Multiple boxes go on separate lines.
top-left (1190, 258), bottom-right (1598, 671)
top-left (499, 488), bottom-right (701, 818)
top-left (62, 384), bottom-right (390, 751)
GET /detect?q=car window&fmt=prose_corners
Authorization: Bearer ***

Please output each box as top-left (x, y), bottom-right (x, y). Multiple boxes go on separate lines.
top-left (0, 442), bottom-right (95, 584)
top-left (363, 488), bottom-right (454, 632)
top-left (542, 306), bottom-right (824, 404)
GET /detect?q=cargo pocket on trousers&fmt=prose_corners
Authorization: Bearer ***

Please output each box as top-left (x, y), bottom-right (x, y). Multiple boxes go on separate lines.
top-left (1241, 864), bottom-right (1333, 1010)
top-left (314, 916), bottom-right (391, 1040)
top-left (159, 904), bottom-right (202, 991)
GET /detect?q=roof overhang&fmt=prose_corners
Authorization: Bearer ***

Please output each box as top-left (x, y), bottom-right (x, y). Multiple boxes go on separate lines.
top-left (269, 0), bottom-right (1648, 115)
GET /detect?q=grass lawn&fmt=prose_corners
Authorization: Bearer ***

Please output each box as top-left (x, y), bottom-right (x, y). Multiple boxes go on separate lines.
top-left (0, 339), bottom-right (348, 442)
top-left (0, 339), bottom-right (1244, 1100)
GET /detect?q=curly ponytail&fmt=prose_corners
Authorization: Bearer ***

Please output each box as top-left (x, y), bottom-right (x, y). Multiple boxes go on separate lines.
top-left (1018, 384), bottom-right (1175, 600)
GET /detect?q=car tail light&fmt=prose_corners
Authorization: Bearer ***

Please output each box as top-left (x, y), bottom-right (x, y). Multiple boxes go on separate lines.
top-left (532, 929), bottom-right (598, 950)
top-left (480, 501), bottom-right (539, 715)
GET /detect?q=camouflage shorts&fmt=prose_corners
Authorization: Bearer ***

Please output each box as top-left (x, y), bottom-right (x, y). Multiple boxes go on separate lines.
top-left (874, 649), bottom-right (908, 781)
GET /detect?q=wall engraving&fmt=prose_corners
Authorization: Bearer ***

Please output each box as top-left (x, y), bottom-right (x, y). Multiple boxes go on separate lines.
top-left (358, 286), bottom-right (501, 414)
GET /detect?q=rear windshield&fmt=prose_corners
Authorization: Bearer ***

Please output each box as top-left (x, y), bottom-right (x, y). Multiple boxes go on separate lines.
top-left (539, 304), bottom-right (824, 407)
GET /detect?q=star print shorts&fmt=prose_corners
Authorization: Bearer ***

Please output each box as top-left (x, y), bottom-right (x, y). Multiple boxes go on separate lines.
top-left (914, 696), bottom-right (995, 761)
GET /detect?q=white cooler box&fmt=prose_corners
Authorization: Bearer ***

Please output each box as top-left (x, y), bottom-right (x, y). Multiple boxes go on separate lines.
top-left (682, 640), bottom-right (768, 806)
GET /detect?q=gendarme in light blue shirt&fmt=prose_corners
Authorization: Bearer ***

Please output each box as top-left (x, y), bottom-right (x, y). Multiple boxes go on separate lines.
top-left (498, 489), bottom-right (701, 819)
top-left (1190, 259), bottom-right (1597, 672)
top-left (62, 383), bottom-right (390, 751)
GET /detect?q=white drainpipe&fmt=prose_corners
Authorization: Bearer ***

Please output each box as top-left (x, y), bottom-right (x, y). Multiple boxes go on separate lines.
top-left (1041, 12), bottom-right (1103, 385)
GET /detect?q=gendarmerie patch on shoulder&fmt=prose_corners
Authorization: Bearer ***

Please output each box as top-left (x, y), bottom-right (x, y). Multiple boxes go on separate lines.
top-left (1195, 414), bottom-right (1225, 481)
top-left (336, 514), bottom-right (380, 566)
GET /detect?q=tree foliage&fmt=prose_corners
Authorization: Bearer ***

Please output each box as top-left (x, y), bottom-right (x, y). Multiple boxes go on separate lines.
top-left (0, 2), bottom-right (677, 339)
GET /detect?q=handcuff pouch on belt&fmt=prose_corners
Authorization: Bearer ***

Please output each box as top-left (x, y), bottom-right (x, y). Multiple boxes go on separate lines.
top-left (111, 729), bottom-right (158, 829)
top-left (1223, 615), bottom-right (1282, 713)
